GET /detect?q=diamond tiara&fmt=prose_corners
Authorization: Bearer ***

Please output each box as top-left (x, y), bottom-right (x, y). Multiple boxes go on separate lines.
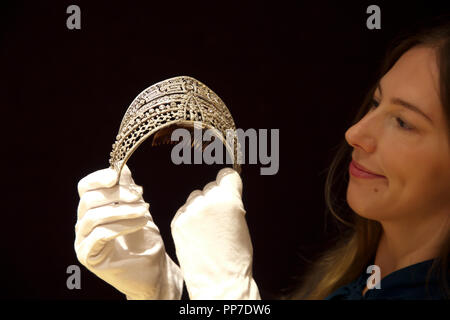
top-left (109, 76), bottom-right (242, 180)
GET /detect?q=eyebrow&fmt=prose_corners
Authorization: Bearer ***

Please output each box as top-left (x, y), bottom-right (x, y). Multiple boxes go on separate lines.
top-left (376, 83), bottom-right (433, 124)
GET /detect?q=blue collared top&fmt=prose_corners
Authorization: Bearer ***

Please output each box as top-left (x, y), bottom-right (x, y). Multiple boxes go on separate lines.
top-left (325, 258), bottom-right (449, 300)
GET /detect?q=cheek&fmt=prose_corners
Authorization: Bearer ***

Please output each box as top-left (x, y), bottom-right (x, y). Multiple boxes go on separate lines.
top-left (414, 155), bottom-right (450, 207)
top-left (383, 138), bottom-right (450, 212)
top-left (378, 130), bottom-right (440, 192)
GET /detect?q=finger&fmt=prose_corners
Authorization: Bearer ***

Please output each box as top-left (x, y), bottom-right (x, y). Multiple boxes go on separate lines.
top-left (216, 168), bottom-right (243, 197)
top-left (75, 215), bottom-right (148, 267)
top-left (77, 185), bottom-right (144, 220)
top-left (76, 202), bottom-right (150, 238)
top-left (187, 189), bottom-right (203, 203)
top-left (202, 181), bottom-right (218, 194)
top-left (78, 168), bottom-right (118, 198)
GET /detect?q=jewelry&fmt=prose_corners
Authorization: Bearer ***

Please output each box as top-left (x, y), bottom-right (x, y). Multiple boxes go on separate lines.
top-left (109, 76), bottom-right (242, 183)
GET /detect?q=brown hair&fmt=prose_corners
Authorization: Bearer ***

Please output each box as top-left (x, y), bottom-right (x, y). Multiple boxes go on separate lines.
top-left (284, 15), bottom-right (450, 300)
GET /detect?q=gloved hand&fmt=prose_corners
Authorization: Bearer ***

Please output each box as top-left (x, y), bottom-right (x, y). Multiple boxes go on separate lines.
top-left (170, 168), bottom-right (261, 300)
top-left (75, 164), bottom-right (184, 300)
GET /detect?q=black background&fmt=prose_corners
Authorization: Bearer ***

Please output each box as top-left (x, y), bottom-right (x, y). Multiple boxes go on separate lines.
top-left (1, 1), bottom-right (449, 299)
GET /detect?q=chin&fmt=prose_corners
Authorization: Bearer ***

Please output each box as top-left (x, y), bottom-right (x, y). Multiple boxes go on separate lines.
top-left (346, 183), bottom-right (383, 221)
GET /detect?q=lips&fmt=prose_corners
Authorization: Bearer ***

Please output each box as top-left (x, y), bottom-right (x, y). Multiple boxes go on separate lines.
top-left (349, 160), bottom-right (385, 179)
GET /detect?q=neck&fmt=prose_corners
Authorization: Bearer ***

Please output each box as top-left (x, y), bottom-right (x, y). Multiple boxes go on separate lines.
top-left (374, 211), bottom-right (449, 279)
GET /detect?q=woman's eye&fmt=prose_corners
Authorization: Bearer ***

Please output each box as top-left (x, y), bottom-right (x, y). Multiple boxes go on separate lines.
top-left (370, 98), bottom-right (380, 109)
top-left (368, 98), bottom-right (414, 131)
top-left (396, 117), bottom-right (412, 130)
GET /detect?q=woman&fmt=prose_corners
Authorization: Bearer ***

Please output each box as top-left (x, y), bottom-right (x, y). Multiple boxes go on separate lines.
top-left (285, 15), bottom-right (450, 300)
top-left (74, 16), bottom-right (450, 300)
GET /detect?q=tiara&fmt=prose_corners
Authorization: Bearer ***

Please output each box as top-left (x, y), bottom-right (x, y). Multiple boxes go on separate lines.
top-left (109, 76), bottom-right (242, 181)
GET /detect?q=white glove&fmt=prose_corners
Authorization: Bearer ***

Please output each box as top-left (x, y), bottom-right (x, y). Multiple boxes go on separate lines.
top-left (170, 168), bottom-right (261, 300)
top-left (75, 164), bottom-right (184, 300)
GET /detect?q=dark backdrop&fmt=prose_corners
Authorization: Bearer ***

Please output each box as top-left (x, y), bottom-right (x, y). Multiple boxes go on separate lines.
top-left (0, 1), bottom-right (448, 299)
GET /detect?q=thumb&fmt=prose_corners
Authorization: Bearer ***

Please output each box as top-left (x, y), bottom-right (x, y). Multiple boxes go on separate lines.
top-left (119, 164), bottom-right (137, 186)
top-left (216, 168), bottom-right (243, 197)
top-left (77, 167), bottom-right (118, 198)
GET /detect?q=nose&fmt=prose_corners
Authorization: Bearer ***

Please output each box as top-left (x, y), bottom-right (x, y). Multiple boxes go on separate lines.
top-left (345, 112), bottom-right (377, 154)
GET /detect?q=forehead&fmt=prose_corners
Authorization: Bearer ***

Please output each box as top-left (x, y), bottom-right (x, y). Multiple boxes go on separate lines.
top-left (380, 46), bottom-right (442, 122)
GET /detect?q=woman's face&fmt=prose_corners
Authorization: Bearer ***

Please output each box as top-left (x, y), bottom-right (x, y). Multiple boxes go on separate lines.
top-left (345, 46), bottom-right (450, 223)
